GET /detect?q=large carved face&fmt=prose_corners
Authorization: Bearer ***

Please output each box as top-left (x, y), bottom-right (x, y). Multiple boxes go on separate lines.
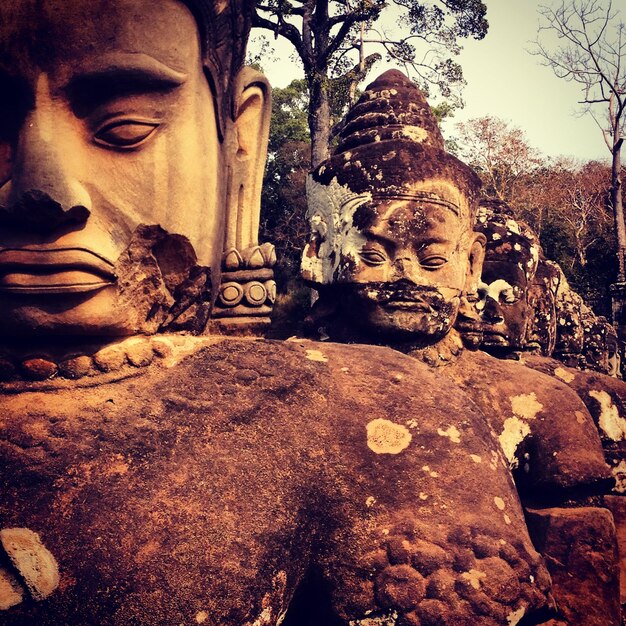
top-left (334, 183), bottom-right (484, 343)
top-left (0, 0), bottom-right (223, 336)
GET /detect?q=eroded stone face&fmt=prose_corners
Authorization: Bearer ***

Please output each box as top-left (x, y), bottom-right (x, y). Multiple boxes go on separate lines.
top-left (302, 71), bottom-right (483, 346)
top-left (471, 204), bottom-right (540, 353)
top-left (525, 259), bottom-right (560, 356)
top-left (333, 188), bottom-right (475, 341)
top-left (477, 261), bottom-right (529, 350)
top-left (0, 0), bottom-right (222, 336)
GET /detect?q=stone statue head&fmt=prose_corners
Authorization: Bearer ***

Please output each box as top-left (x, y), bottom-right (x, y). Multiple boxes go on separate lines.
top-left (581, 309), bottom-right (616, 374)
top-left (302, 70), bottom-right (485, 344)
top-left (553, 268), bottom-right (585, 365)
top-left (525, 258), bottom-right (560, 356)
top-left (0, 0), bottom-right (271, 338)
top-left (471, 200), bottom-right (541, 353)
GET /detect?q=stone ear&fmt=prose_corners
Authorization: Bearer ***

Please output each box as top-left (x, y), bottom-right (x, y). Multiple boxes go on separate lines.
top-left (466, 232), bottom-right (486, 298)
top-left (224, 67), bottom-right (272, 253)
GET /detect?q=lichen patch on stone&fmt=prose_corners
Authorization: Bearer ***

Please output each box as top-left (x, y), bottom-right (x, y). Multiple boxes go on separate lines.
top-left (554, 367), bottom-right (575, 383)
top-left (507, 606), bottom-right (526, 626)
top-left (611, 460), bottom-right (626, 493)
top-left (510, 392), bottom-right (542, 420)
top-left (437, 425), bottom-right (461, 443)
top-left (494, 497), bottom-right (506, 510)
top-left (305, 349), bottom-right (328, 363)
top-left (366, 419), bottom-right (412, 454)
top-left (366, 496), bottom-right (376, 508)
top-left (0, 528), bottom-right (59, 601)
top-left (499, 417), bottom-right (531, 467)
top-left (461, 569), bottom-right (486, 590)
top-left (195, 610), bottom-right (209, 623)
top-left (350, 611), bottom-right (399, 626)
top-left (589, 389), bottom-right (626, 441)
top-left (470, 454), bottom-right (482, 463)
top-left (250, 607), bottom-right (273, 626)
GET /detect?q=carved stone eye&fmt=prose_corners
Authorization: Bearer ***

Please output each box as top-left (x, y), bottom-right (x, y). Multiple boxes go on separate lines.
top-left (420, 255), bottom-right (448, 269)
top-left (95, 120), bottom-right (159, 149)
top-left (360, 249), bottom-right (387, 266)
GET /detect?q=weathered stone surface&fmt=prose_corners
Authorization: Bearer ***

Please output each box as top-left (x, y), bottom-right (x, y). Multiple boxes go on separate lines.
top-left (604, 495), bottom-right (626, 606)
top-left (20, 358), bottom-right (58, 381)
top-left (444, 350), bottom-right (611, 497)
top-left (526, 507), bottom-right (620, 626)
top-left (299, 69), bottom-right (617, 624)
top-left (0, 338), bottom-right (554, 624)
top-left (0, 567), bottom-right (23, 611)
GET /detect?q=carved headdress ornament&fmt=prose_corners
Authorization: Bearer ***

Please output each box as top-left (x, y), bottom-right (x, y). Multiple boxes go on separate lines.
top-left (311, 70), bottom-right (481, 214)
top-left (475, 198), bottom-right (541, 279)
top-left (303, 70), bottom-right (481, 285)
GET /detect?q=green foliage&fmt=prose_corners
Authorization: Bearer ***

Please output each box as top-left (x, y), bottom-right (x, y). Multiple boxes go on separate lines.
top-left (268, 79), bottom-right (309, 152)
top-left (252, 0), bottom-right (489, 164)
top-left (260, 81), bottom-right (311, 278)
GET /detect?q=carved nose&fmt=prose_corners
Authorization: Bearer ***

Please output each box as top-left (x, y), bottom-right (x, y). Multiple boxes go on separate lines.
top-left (482, 296), bottom-right (504, 324)
top-left (0, 112), bottom-right (91, 232)
top-left (393, 256), bottom-right (416, 278)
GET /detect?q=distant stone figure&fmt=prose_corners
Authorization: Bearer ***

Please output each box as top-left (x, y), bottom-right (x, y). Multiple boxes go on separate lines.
top-left (0, 2), bottom-right (560, 625)
top-left (464, 199), bottom-right (626, 618)
top-left (469, 202), bottom-right (626, 462)
top-left (302, 69), bottom-right (619, 625)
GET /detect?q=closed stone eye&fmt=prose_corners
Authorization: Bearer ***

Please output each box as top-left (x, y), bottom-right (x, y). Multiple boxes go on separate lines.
top-left (360, 249), bottom-right (387, 266)
top-left (420, 255), bottom-right (448, 269)
top-left (94, 120), bottom-right (159, 149)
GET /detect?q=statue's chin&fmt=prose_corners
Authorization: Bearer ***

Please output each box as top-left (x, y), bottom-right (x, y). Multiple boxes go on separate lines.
top-left (0, 287), bottom-right (148, 338)
top-left (354, 308), bottom-right (455, 345)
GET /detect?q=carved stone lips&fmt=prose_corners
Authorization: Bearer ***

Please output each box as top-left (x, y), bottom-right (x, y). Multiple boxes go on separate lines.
top-left (482, 328), bottom-right (509, 344)
top-left (383, 299), bottom-right (432, 311)
top-left (0, 247), bottom-right (116, 294)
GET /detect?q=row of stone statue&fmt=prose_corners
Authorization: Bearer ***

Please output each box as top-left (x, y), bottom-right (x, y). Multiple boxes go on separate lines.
top-left (297, 68), bottom-right (626, 623)
top-left (0, 1), bottom-right (625, 624)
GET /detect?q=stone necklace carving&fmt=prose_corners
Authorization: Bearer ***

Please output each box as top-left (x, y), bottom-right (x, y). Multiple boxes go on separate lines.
top-left (0, 334), bottom-right (223, 390)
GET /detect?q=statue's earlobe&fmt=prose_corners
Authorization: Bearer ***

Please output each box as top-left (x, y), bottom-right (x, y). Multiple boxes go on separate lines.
top-left (466, 232), bottom-right (486, 299)
top-left (224, 67), bottom-right (272, 252)
top-left (212, 68), bottom-right (275, 334)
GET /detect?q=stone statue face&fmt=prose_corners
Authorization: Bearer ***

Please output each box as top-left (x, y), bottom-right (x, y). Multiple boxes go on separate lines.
top-left (336, 186), bottom-right (484, 342)
top-left (0, 0), bottom-right (224, 336)
top-left (524, 260), bottom-right (559, 355)
top-left (477, 259), bottom-right (529, 350)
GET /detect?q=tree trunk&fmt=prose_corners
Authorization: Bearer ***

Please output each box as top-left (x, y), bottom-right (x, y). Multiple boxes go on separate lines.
top-left (308, 74), bottom-right (331, 168)
top-left (611, 138), bottom-right (625, 281)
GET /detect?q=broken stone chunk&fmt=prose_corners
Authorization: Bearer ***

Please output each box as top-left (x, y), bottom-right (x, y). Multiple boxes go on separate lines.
top-left (0, 528), bottom-right (60, 601)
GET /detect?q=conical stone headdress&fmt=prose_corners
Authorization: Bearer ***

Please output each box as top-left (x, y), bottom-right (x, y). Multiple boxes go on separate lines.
top-left (303, 69), bottom-right (481, 285)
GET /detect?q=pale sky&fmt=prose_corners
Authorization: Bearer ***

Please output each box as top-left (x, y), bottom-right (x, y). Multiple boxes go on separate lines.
top-left (250, 0), bottom-right (616, 163)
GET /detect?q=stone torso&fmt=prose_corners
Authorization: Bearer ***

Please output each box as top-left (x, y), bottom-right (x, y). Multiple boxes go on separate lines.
top-left (520, 352), bottom-right (626, 493)
top-left (1, 338), bottom-right (552, 625)
top-left (439, 348), bottom-right (611, 497)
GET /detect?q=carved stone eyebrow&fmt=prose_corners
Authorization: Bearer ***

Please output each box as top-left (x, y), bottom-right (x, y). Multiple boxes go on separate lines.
top-left (65, 52), bottom-right (188, 117)
top-left (371, 192), bottom-right (460, 216)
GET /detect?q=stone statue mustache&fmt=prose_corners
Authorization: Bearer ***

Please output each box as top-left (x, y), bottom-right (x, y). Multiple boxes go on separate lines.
top-left (343, 279), bottom-right (460, 340)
